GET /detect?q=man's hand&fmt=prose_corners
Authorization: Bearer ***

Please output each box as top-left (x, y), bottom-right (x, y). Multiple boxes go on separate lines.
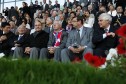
top-left (70, 46), bottom-right (85, 53)
top-left (14, 43), bottom-right (20, 47)
top-left (24, 47), bottom-right (31, 54)
top-left (77, 46), bottom-right (85, 52)
top-left (0, 35), bottom-right (7, 41)
top-left (107, 32), bottom-right (115, 37)
top-left (48, 47), bottom-right (55, 54)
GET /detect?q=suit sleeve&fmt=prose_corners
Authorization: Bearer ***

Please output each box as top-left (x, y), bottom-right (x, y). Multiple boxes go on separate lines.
top-left (66, 31), bottom-right (73, 48)
top-left (47, 33), bottom-right (53, 47)
top-left (86, 29), bottom-right (93, 48)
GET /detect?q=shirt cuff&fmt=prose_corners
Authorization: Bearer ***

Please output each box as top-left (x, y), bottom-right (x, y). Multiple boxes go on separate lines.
top-left (103, 33), bottom-right (107, 39)
top-left (68, 46), bottom-right (72, 49)
top-left (83, 46), bottom-right (87, 49)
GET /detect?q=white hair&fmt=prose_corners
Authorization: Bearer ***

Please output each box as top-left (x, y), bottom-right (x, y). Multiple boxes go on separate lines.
top-left (53, 20), bottom-right (62, 26)
top-left (99, 13), bottom-right (112, 22)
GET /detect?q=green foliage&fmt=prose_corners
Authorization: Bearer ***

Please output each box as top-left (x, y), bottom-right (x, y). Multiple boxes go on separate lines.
top-left (0, 59), bottom-right (126, 84)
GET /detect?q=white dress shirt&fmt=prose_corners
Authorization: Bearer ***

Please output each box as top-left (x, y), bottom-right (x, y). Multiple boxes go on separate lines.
top-left (103, 25), bottom-right (110, 39)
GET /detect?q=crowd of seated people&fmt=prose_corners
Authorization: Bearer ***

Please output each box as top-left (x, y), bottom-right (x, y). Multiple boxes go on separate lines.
top-left (0, 0), bottom-right (126, 62)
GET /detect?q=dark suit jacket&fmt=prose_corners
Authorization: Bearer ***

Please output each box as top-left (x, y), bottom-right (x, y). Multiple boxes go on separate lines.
top-left (112, 15), bottom-right (126, 29)
top-left (53, 4), bottom-right (60, 9)
top-left (64, 2), bottom-right (73, 8)
top-left (62, 20), bottom-right (67, 30)
top-left (72, 1), bottom-right (79, 6)
top-left (13, 34), bottom-right (30, 49)
top-left (92, 25), bottom-right (119, 57)
top-left (33, 4), bottom-right (41, 12)
top-left (27, 30), bottom-right (49, 48)
top-left (0, 31), bottom-right (15, 55)
top-left (8, 8), bottom-right (19, 20)
top-left (48, 30), bottom-right (68, 49)
top-left (22, 6), bottom-right (30, 17)
top-left (42, 4), bottom-right (49, 11)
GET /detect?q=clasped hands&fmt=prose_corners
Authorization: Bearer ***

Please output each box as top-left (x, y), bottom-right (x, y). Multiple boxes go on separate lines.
top-left (70, 46), bottom-right (85, 53)
top-left (48, 47), bottom-right (56, 54)
top-left (106, 32), bottom-right (115, 37)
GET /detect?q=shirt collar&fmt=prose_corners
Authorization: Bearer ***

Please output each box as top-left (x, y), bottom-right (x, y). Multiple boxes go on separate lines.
top-left (105, 25), bottom-right (110, 32)
top-left (78, 26), bottom-right (83, 31)
top-left (50, 25), bottom-right (53, 28)
top-left (19, 34), bottom-right (24, 37)
top-left (3, 31), bottom-right (5, 34)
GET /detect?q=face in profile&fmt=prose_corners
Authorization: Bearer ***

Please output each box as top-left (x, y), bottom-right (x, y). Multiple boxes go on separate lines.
top-left (98, 18), bottom-right (109, 28)
top-left (72, 18), bottom-right (78, 28)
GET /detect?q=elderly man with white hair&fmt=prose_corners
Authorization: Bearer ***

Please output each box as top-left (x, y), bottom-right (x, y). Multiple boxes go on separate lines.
top-left (40, 20), bottom-right (68, 61)
top-left (92, 13), bottom-right (119, 57)
top-left (12, 24), bottom-right (30, 59)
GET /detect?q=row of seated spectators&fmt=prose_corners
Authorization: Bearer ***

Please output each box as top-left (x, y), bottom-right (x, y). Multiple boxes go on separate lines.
top-left (0, 0), bottom-right (126, 62)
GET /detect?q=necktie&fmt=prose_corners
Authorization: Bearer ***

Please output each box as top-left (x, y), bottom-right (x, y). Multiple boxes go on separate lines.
top-left (111, 11), bottom-right (112, 16)
top-left (104, 28), bottom-right (108, 33)
top-left (76, 30), bottom-right (81, 44)
top-left (18, 36), bottom-right (22, 40)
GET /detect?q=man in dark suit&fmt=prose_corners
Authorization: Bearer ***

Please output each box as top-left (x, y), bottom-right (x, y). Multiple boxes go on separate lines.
top-left (12, 25), bottom-right (30, 59)
top-left (42, 0), bottom-right (49, 12)
top-left (92, 13), bottom-right (119, 57)
top-left (33, 1), bottom-right (40, 12)
top-left (40, 20), bottom-right (68, 61)
top-left (48, 0), bottom-right (53, 11)
top-left (112, 6), bottom-right (126, 29)
top-left (22, 2), bottom-right (31, 17)
top-left (73, 0), bottom-right (79, 6)
top-left (8, 6), bottom-right (19, 20)
top-left (53, 0), bottom-right (60, 10)
top-left (61, 16), bottom-right (93, 62)
top-left (64, 0), bottom-right (73, 8)
top-left (0, 22), bottom-right (15, 56)
top-left (114, 0), bottom-right (126, 9)
top-left (24, 20), bottom-right (49, 60)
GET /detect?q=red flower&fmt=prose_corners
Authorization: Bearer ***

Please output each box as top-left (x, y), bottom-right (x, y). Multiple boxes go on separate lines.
top-left (116, 25), bottom-right (126, 38)
top-left (117, 43), bottom-right (126, 54)
top-left (84, 53), bottom-right (106, 67)
top-left (119, 38), bottom-right (123, 43)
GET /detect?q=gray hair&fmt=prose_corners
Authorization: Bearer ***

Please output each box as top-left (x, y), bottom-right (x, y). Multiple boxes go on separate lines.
top-left (18, 24), bottom-right (26, 29)
top-left (48, 17), bottom-right (54, 23)
top-left (53, 20), bottom-right (62, 26)
top-left (99, 13), bottom-right (112, 22)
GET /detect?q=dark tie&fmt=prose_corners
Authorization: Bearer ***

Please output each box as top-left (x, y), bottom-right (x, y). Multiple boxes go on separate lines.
top-left (76, 30), bottom-right (81, 44)
top-left (111, 11), bottom-right (112, 16)
top-left (104, 28), bottom-right (108, 33)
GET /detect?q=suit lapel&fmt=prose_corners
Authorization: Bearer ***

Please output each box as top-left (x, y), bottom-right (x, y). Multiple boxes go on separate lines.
top-left (74, 29), bottom-right (78, 41)
top-left (51, 32), bottom-right (55, 45)
top-left (108, 25), bottom-right (114, 33)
